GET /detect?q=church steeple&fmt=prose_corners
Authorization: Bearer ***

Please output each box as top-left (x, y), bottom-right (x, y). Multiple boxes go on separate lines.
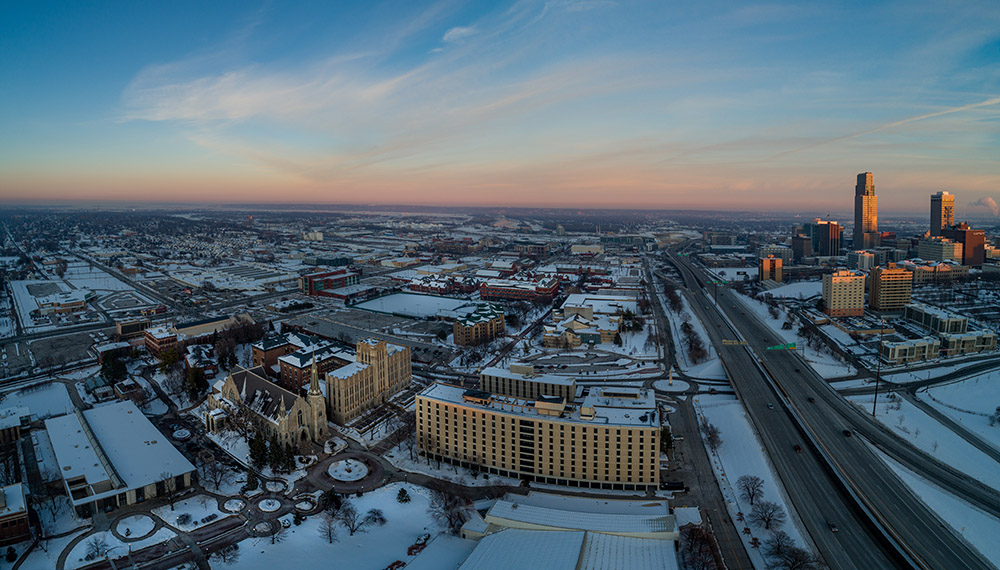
top-left (309, 351), bottom-right (322, 396)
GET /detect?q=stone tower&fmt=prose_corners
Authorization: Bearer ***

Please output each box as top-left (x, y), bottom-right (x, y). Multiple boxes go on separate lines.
top-left (308, 354), bottom-right (328, 442)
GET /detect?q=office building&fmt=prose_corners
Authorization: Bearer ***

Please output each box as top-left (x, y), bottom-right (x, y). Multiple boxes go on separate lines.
top-left (869, 264), bottom-right (913, 312)
top-left (846, 251), bottom-right (876, 272)
top-left (942, 223), bottom-right (986, 266)
top-left (822, 270), bottom-right (865, 317)
top-left (815, 220), bottom-right (842, 256)
top-left (854, 172), bottom-right (878, 249)
top-left (759, 255), bottom-right (783, 282)
top-left (416, 383), bottom-right (659, 491)
top-left (930, 191), bottom-right (955, 237)
top-left (791, 235), bottom-right (813, 262)
top-left (326, 338), bottom-right (412, 424)
top-left (917, 237), bottom-right (963, 263)
top-left (755, 245), bottom-right (792, 265)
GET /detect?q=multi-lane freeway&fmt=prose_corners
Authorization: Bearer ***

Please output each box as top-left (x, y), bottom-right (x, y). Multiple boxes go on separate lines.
top-left (669, 250), bottom-right (995, 570)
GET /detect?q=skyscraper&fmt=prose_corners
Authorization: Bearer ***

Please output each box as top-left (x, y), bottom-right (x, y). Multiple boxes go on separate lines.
top-left (854, 172), bottom-right (878, 249)
top-left (930, 191), bottom-right (955, 237)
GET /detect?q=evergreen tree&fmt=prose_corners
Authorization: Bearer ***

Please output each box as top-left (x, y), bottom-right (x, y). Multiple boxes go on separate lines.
top-left (249, 431), bottom-right (268, 469)
top-left (267, 433), bottom-right (282, 471)
top-left (185, 366), bottom-right (207, 402)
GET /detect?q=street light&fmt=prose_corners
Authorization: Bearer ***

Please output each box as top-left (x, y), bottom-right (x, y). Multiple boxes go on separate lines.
top-left (872, 318), bottom-right (886, 417)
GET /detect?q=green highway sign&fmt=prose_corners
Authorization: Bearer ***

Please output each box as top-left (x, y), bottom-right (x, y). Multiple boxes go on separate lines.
top-left (766, 343), bottom-right (796, 350)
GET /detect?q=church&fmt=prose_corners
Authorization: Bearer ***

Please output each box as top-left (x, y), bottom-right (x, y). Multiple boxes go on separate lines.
top-left (206, 357), bottom-right (328, 448)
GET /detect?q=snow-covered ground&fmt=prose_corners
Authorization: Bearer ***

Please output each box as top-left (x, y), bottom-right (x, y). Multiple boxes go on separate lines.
top-left (918, 370), bottom-right (1000, 452)
top-left (878, 451), bottom-right (1000, 563)
top-left (19, 529), bottom-right (89, 570)
top-left (652, 379), bottom-right (690, 393)
top-left (116, 514), bottom-right (155, 537)
top-left (849, 394), bottom-right (1000, 491)
top-left (328, 459), bottom-right (369, 481)
top-left (737, 295), bottom-right (855, 379)
top-left (153, 495), bottom-right (225, 530)
top-left (65, 527), bottom-right (177, 570)
top-left (204, 430), bottom-right (309, 486)
top-left (354, 293), bottom-right (479, 319)
top-left (695, 395), bottom-right (809, 568)
top-left (61, 261), bottom-right (134, 292)
top-left (1, 381), bottom-right (75, 419)
top-left (383, 442), bottom-right (519, 488)
top-left (661, 291), bottom-right (721, 376)
top-left (762, 281), bottom-right (821, 300)
top-left (232, 483), bottom-right (476, 570)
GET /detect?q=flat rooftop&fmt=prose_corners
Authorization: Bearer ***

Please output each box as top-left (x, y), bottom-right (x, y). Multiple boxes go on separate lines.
top-left (480, 366), bottom-right (575, 387)
top-left (419, 383), bottom-right (657, 427)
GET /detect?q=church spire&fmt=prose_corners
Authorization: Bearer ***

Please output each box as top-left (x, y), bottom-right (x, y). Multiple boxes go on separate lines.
top-left (309, 350), bottom-right (322, 396)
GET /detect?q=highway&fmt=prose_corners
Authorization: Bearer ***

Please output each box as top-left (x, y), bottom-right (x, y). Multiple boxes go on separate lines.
top-left (669, 251), bottom-right (995, 570)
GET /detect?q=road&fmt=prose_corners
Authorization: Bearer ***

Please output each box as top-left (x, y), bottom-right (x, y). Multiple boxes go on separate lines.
top-left (670, 251), bottom-right (995, 570)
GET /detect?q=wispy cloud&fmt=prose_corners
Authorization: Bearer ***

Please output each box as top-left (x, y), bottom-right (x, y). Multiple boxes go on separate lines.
top-left (443, 26), bottom-right (477, 42)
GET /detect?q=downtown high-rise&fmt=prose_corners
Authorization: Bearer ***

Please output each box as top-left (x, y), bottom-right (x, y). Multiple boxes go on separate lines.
top-left (854, 172), bottom-right (878, 249)
top-left (930, 191), bottom-right (955, 237)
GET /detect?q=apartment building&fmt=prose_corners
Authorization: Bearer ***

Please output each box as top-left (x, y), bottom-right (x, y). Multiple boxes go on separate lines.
top-left (480, 363), bottom-right (576, 403)
top-left (759, 255), bottom-right (783, 282)
top-left (880, 337), bottom-right (941, 365)
top-left (416, 383), bottom-right (659, 491)
top-left (821, 270), bottom-right (865, 317)
top-left (903, 303), bottom-right (968, 334)
top-left (869, 264), bottom-right (912, 312)
top-left (453, 304), bottom-right (505, 346)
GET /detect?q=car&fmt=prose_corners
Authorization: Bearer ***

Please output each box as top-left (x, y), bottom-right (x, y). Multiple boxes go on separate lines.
top-left (767, 403), bottom-right (774, 410)
top-left (281, 518), bottom-right (291, 528)
top-left (827, 521), bottom-right (839, 532)
top-left (807, 397), bottom-right (816, 403)
top-left (415, 533), bottom-right (431, 546)
top-left (793, 444), bottom-right (803, 453)
top-left (794, 368), bottom-right (801, 373)
top-left (842, 430), bottom-right (852, 437)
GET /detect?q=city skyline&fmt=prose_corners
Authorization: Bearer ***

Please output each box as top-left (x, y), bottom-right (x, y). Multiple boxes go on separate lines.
top-left (2, 1), bottom-right (999, 212)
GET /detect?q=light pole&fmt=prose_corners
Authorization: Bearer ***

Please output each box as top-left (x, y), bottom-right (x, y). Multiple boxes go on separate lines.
top-left (872, 318), bottom-right (885, 417)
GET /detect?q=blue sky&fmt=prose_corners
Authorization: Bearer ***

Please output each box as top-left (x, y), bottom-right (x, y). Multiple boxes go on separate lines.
top-left (1, 0), bottom-right (998, 214)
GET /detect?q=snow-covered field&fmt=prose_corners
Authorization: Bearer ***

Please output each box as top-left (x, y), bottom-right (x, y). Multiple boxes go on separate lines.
top-left (328, 459), bottom-right (369, 481)
top-left (383, 442), bottom-right (519, 488)
top-left (19, 529), bottom-right (89, 570)
top-left (695, 395), bottom-right (809, 566)
top-left (1, 381), bottom-right (75, 419)
top-left (62, 262), bottom-right (134, 292)
top-left (232, 483), bottom-right (476, 570)
top-left (354, 293), bottom-right (479, 319)
top-left (65, 527), bottom-right (177, 570)
top-left (116, 514), bottom-right (155, 538)
top-left (849, 394), bottom-right (1000, 491)
top-left (764, 281), bottom-right (822, 299)
top-left (153, 495), bottom-right (225, 530)
top-left (878, 451), bottom-right (1000, 563)
top-left (919, 371), bottom-right (1000, 452)
top-left (660, 291), bottom-right (722, 377)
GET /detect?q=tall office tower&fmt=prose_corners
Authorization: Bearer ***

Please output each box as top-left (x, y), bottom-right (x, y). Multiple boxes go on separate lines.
top-left (930, 191), bottom-right (955, 237)
top-left (816, 221), bottom-right (842, 256)
top-left (854, 172), bottom-right (878, 249)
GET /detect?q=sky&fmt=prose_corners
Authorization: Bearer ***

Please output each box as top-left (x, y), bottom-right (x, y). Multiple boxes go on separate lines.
top-left (1, 0), bottom-right (999, 214)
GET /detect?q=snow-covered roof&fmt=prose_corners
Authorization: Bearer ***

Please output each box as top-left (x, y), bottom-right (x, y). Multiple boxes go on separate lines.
top-left (458, 529), bottom-right (584, 570)
top-left (486, 493), bottom-right (675, 537)
top-left (327, 361), bottom-right (368, 380)
top-left (44, 401), bottom-right (194, 506)
top-left (0, 483), bottom-right (27, 519)
top-left (0, 406), bottom-right (29, 431)
top-left (578, 532), bottom-right (679, 570)
top-left (480, 366), bottom-right (575, 387)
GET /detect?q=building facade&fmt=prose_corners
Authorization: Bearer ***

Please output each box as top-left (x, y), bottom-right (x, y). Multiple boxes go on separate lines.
top-left (846, 251), bottom-right (876, 272)
top-left (326, 339), bottom-right (412, 425)
top-left (880, 337), bottom-right (941, 365)
top-left (453, 304), bottom-right (506, 346)
top-left (759, 255), bottom-right (783, 282)
top-left (869, 264), bottom-right (913, 312)
top-left (930, 191), bottom-right (955, 237)
top-left (917, 237), bottom-right (963, 263)
top-left (416, 383), bottom-right (659, 491)
top-left (480, 364), bottom-right (576, 402)
top-left (854, 172), bottom-right (879, 249)
top-left (822, 270), bottom-right (865, 317)
top-left (942, 223), bottom-right (986, 266)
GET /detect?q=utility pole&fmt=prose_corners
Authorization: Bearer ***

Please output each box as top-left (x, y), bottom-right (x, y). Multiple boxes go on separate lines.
top-left (872, 318), bottom-right (885, 417)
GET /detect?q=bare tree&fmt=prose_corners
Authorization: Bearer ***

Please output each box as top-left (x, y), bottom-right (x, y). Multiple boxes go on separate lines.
top-left (200, 461), bottom-right (230, 492)
top-left (427, 481), bottom-right (470, 534)
top-left (748, 500), bottom-right (787, 531)
top-left (159, 472), bottom-right (180, 510)
top-left (318, 512), bottom-right (339, 544)
top-left (335, 501), bottom-right (368, 536)
top-left (679, 525), bottom-right (720, 570)
top-left (736, 475), bottom-right (765, 506)
top-left (270, 522), bottom-right (288, 545)
top-left (225, 402), bottom-right (257, 446)
top-left (763, 530), bottom-right (795, 559)
top-left (780, 547), bottom-right (822, 570)
top-left (701, 421), bottom-right (722, 453)
top-left (85, 535), bottom-right (110, 559)
top-left (209, 544), bottom-right (240, 565)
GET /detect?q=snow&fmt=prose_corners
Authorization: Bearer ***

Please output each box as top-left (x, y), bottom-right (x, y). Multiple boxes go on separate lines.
top-left (224, 499), bottom-right (246, 513)
top-left (328, 459), bottom-right (369, 481)
top-left (116, 514), bottom-right (155, 538)
top-left (737, 295), bottom-right (856, 379)
top-left (878, 451), bottom-right (1000, 564)
top-left (61, 261), bottom-right (134, 292)
top-left (232, 483), bottom-right (476, 570)
top-left (652, 380), bottom-right (689, 393)
top-left (694, 395), bottom-right (808, 566)
top-left (258, 499), bottom-right (282, 513)
top-left (848, 394), bottom-right (1000, 491)
top-left (65, 527), bottom-right (177, 570)
top-left (763, 281), bottom-right (822, 299)
top-left (659, 290), bottom-right (720, 375)
top-left (19, 529), bottom-right (88, 570)
top-left (918, 370), bottom-right (1000, 454)
top-left (152, 495), bottom-right (224, 530)
top-left (0, 381), bottom-right (75, 419)
top-left (383, 442), bottom-right (520, 487)
top-left (684, 358), bottom-right (728, 380)
top-left (355, 293), bottom-right (479, 319)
